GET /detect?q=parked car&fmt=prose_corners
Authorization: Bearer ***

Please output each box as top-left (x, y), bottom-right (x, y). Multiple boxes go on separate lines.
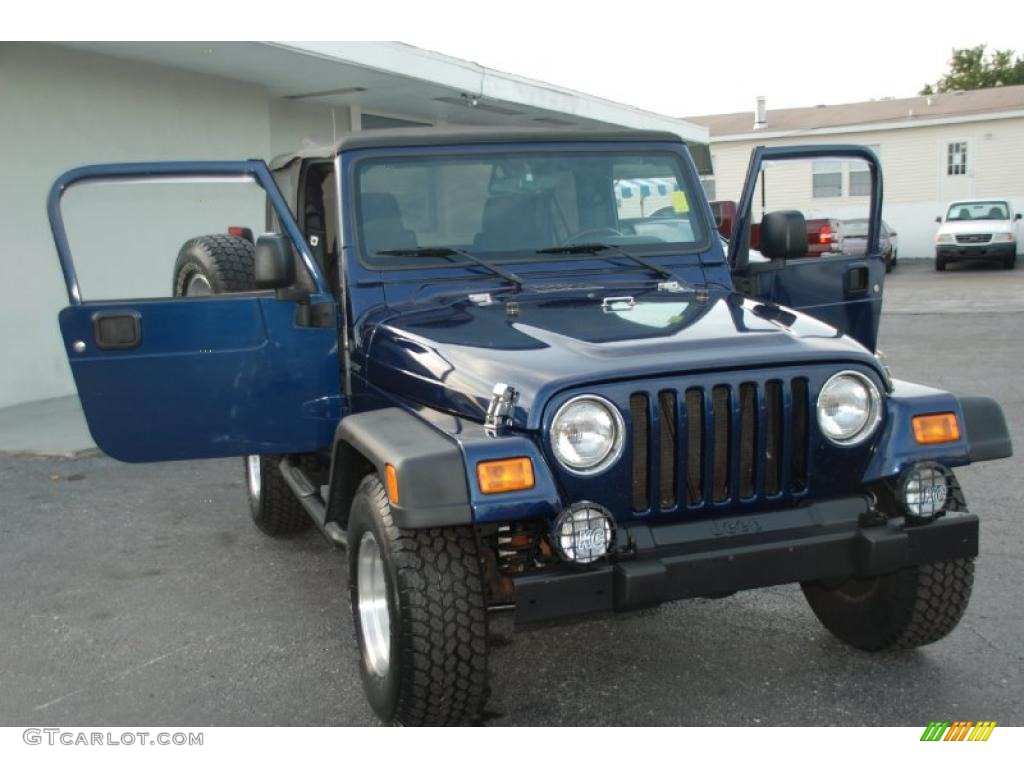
top-left (935, 199), bottom-right (1020, 271)
top-left (841, 218), bottom-right (897, 272)
top-left (710, 200), bottom-right (841, 258)
top-left (46, 131), bottom-right (1011, 726)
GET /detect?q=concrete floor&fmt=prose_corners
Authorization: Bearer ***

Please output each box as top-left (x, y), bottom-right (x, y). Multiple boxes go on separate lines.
top-left (1, 259), bottom-right (1022, 726)
top-left (0, 395), bottom-right (94, 457)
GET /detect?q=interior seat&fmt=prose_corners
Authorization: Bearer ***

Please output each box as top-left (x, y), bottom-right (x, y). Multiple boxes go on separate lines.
top-left (360, 193), bottom-right (417, 256)
top-left (474, 193), bottom-right (554, 251)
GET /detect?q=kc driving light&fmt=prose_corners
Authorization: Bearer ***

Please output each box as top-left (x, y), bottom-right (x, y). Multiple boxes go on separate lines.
top-left (550, 396), bottom-right (625, 474)
top-left (900, 462), bottom-right (952, 523)
top-left (553, 503), bottom-right (614, 564)
top-left (817, 371), bottom-right (882, 445)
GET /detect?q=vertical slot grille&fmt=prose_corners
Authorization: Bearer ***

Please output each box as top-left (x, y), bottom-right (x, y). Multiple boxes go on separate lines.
top-left (738, 383), bottom-right (757, 498)
top-left (630, 394), bottom-right (649, 511)
top-left (711, 386), bottom-right (731, 502)
top-left (764, 380), bottom-right (783, 496)
top-left (790, 378), bottom-right (809, 491)
top-left (625, 376), bottom-right (811, 513)
top-left (685, 388), bottom-right (704, 505)
top-left (658, 391), bottom-right (677, 508)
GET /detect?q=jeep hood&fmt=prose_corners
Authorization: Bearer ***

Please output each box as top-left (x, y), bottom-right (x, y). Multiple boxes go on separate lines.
top-left (364, 289), bottom-right (879, 430)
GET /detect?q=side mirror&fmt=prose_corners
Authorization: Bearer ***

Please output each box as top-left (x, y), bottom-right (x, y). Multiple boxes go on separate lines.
top-left (760, 210), bottom-right (808, 260)
top-left (1015, 213), bottom-right (1022, 221)
top-left (254, 234), bottom-right (296, 289)
top-left (935, 216), bottom-right (942, 223)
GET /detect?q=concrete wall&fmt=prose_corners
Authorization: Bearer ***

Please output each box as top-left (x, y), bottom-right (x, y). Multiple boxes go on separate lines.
top-left (708, 116), bottom-right (1024, 260)
top-left (0, 43), bottom-right (343, 409)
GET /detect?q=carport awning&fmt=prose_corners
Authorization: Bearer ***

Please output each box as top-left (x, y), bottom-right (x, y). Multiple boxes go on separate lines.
top-left (59, 41), bottom-right (709, 150)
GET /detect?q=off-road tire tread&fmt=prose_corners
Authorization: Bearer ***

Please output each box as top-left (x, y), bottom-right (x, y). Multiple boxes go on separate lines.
top-left (356, 475), bottom-right (489, 726)
top-left (173, 234), bottom-right (255, 295)
top-left (893, 558), bottom-right (974, 648)
top-left (248, 455), bottom-right (314, 536)
top-left (802, 557), bottom-right (974, 651)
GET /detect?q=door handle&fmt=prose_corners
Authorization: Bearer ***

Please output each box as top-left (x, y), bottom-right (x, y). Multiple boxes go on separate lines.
top-left (844, 266), bottom-right (869, 295)
top-left (92, 310), bottom-right (142, 350)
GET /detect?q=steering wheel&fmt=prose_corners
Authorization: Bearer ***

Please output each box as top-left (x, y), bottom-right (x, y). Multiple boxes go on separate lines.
top-left (560, 227), bottom-right (625, 246)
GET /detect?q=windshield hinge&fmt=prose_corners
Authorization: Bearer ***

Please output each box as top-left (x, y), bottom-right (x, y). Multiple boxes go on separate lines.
top-left (657, 280), bottom-right (688, 293)
top-left (485, 382), bottom-right (518, 434)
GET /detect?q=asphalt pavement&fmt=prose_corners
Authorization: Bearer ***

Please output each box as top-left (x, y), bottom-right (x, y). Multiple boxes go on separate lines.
top-left (1, 259), bottom-right (1022, 726)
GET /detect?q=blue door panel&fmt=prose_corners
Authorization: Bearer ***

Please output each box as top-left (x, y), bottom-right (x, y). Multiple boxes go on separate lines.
top-left (729, 145), bottom-right (886, 351)
top-left (49, 160), bottom-right (342, 463)
top-left (753, 256), bottom-right (883, 351)
top-left (60, 297), bottom-right (339, 462)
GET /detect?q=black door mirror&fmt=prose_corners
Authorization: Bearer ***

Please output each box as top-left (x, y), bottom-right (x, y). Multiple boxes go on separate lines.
top-left (1015, 213), bottom-right (1022, 221)
top-left (935, 216), bottom-right (942, 223)
top-left (760, 210), bottom-right (808, 260)
top-left (254, 234), bottom-right (296, 289)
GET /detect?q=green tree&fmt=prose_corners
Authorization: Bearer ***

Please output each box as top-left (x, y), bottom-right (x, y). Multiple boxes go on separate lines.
top-left (920, 45), bottom-right (1024, 94)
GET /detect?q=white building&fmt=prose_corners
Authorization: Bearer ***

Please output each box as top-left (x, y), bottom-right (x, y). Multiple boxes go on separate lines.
top-left (686, 86), bottom-right (1024, 259)
top-left (0, 42), bottom-right (707, 412)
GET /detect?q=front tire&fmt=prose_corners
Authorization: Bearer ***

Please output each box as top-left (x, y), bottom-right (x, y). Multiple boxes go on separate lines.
top-left (801, 558), bottom-right (974, 651)
top-left (935, 254), bottom-right (948, 271)
top-left (348, 475), bottom-right (489, 725)
top-left (1003, 251), bottom-right (1017, 270)
top-left (244, 455), bottom-right (313, 536)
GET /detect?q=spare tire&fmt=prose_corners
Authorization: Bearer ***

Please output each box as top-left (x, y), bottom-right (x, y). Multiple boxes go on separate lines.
top-left (173, 234), bottom-right (255, 297)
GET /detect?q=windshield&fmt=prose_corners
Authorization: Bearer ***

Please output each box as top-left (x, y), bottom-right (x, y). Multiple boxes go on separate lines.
top-left (353, 149), bottom-right (707, 267)
top-left (946, 201), bottom-right (1009, 221)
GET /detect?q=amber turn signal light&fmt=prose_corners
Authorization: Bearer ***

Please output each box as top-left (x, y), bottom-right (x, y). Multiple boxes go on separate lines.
top-left (912, 413), bottom-right (961, 444)
top-left (477, 457), bottom-right (535, 494)
top-left (385, 463), bottom-right (400, 504)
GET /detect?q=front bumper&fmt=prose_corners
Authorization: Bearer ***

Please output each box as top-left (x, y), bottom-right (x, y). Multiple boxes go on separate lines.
top-left (937, 242), bottom-right (1015, 260)
top-left (513, 496), bottom-right (979, 624)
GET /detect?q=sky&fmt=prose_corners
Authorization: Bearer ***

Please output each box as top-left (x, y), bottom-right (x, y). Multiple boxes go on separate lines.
top-left (404, 0), bottom-right (1023, 118)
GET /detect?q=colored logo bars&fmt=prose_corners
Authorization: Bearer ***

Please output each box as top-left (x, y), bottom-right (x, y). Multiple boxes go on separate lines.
top-left (920, 721), bottom-right (997, 741)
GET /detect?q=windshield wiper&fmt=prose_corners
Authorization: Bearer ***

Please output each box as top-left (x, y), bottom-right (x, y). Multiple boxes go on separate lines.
top-left (377, 246), bottom-right (523, 289)
top-left (536, 243), bottom-right (674, 280)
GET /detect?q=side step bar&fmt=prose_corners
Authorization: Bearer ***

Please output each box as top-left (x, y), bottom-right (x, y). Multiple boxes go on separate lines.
top-left (278, 457), bottom-right (347, 548)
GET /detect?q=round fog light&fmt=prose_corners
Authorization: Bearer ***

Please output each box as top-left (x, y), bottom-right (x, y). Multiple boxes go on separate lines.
top-left (553, 502), bottom-right (614, 564)
top-left (900, 462), bottom-right (951, 523)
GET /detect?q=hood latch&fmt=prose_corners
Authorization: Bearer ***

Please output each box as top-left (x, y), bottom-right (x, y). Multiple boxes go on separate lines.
top-left (485, 382), bottom-right (518, 434)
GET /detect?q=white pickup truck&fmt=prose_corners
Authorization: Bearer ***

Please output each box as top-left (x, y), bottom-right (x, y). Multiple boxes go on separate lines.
top-left (935, 199), bottom-right (1021, 270)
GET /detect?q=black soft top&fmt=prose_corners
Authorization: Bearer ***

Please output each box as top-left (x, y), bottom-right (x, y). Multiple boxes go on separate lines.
top-left (268, 126), bottom-right (683, 170)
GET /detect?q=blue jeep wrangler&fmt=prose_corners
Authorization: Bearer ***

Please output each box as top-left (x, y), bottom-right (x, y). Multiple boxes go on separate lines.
top-left (48, 129), bottom-right (1012, 725)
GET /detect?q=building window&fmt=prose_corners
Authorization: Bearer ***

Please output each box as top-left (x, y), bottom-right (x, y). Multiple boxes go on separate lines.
top-left (947, 141), bottom-right (968, 176)
top-left (812, 161), bottom-right (843, 198)
top-left (849, 145), bottom-right (878, 197)
top-left (700, 177), bottom-right (716, 200)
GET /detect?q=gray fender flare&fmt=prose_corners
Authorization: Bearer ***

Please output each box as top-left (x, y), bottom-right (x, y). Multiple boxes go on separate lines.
top-left (959, 396), bottom-right (1013, 462)
top-left (326, 407), bottom-right (472, 529)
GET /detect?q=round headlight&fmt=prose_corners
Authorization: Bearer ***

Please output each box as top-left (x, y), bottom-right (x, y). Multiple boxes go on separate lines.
top-left (550, 395), bottom-right (624, 474)
top-left (817, 371), bottom-right (882, 445)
